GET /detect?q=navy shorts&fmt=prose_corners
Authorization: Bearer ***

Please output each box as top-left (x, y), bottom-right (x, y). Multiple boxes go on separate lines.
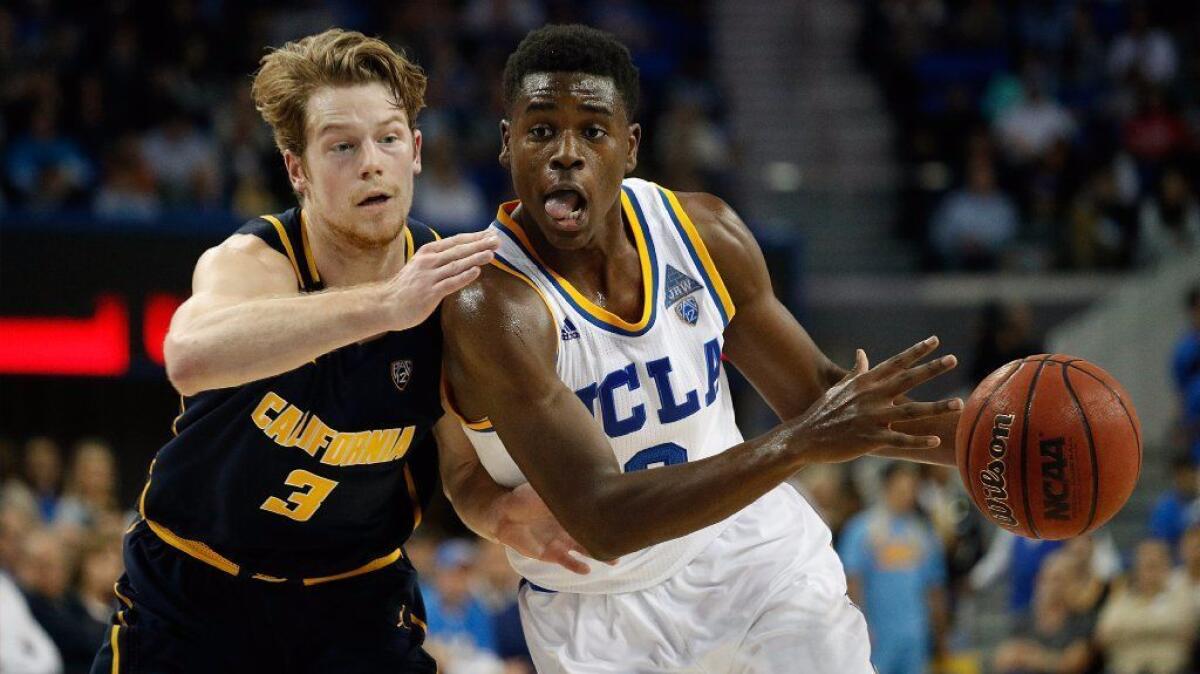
top-left (91, 520), bottom-right (436, 674)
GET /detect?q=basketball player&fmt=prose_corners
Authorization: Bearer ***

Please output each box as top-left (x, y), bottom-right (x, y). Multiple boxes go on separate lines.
top-left (91, 29), bottom-right (583, 674)
top-left (440, 25), bottom-right (964, 673)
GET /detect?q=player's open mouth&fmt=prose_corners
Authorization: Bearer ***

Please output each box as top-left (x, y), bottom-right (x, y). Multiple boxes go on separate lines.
top-left (543, 187), bottom-right (587, 231)
top-left (357, 193), bottom-right (391, 207)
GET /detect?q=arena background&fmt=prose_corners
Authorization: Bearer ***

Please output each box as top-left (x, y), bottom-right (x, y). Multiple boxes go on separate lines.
top-left (1, 1), bottom-right (1198, 673)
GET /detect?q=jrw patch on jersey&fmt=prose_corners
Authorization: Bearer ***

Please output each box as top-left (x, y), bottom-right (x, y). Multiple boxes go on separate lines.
top-left (664, 264), bottom-right (704, 326)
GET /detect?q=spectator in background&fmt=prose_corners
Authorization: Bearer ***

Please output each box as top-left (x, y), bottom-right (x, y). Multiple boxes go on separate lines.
top-left (72, 534), bottom-right (121, 640)
top-left (840, 463), bottom-right (947, 674)
top-left (655, 88), bottom-right (733, 194)
top-left (1138, 169), bottom-right (1200, 266)
top-left (0, 496), bottom-right (37, 574)
top-left (22, 437), bottom-right (64, 524)
top-left (993, 77), bottom-right (1075, 165)
top-left (796, 465), bottom-right (863, 546)
top-left (1173, 285), bottom-right (1200, 464)
top-left (16, 530), bottom-right (105, 674)
top-left (53, 439), bottom-right (122, 537)
top-left (424, 538), bottom-right (502, 673)
top-left (1067, 164), bottom-right (1138, 269)
top-left (139, 108), bottom-right (221, 207)
top-left (970, 300), bottom-right (1043, 384)
top-left (1148, 454), bottom-right (1199, 549)
top-left (92, 134), bottom-right (161, 222)
top-left (992, 552), bottom-right (1094, 674)
top-left (1096, 539), bottom-right (1196, 674)
top-left (1108, 5), bottom-right (1178, 86)
top-left (1170, 524), bottom-right (1200, 616)
top-left (1122, 87), bottom-right (1190, 170)
top-left (474, 541), bottom-right (533, 673)
top-left (0, 564), bottom-right (61, 674)
top-left (3, 102), bottom-right (93, 208)
top-left (412, 134), bottom-right (488, 233)
top-left (930, 158), bottom-right (1019, 270)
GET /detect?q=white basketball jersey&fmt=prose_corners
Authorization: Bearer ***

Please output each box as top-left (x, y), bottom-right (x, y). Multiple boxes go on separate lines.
top-left (457, 178), bottom-right (747, 593)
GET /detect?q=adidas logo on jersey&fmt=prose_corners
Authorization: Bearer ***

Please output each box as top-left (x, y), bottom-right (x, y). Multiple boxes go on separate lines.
top-left (561, 318), bottom-right (580, 341)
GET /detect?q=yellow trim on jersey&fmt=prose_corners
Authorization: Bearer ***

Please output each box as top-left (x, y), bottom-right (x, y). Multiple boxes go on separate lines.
top-left (404, 226), bottom-right (415, 261)
top-left (403, 464), bottom-right (423, 530)
top-left (441, 374), bottom-right (495, 432)
top-left (144, 518), bottom-right (242, 576)
top-left (302, 547), bottom-right (402, 586)
top-left (113, 583), bottom-right (133, 608)
top-left (494, 192), bottom-right (654, 332)
top-left (110, 625), bottom-right (121, 674)
top-left (659, 189), bottom-right (736, 321)
top-left (260, 214), bottom-right (305, 288)
top-left (298, 210), bottom-right (322, 284)
top-left (171, 396), bottom-right (185, 436)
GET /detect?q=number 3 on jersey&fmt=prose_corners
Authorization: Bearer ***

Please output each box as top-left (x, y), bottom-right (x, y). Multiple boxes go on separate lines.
top-left (261, 469), bottom-right (338, 522)
top-left (624, 442), bottom-right (689, 472)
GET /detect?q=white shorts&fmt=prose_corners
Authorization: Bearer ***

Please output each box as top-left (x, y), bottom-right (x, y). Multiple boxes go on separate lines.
top-left (517, 485), bottom-right (873, 673)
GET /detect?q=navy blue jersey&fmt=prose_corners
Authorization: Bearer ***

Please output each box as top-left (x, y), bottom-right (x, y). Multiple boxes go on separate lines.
top-left (139, 208), bottom-right (443, 581)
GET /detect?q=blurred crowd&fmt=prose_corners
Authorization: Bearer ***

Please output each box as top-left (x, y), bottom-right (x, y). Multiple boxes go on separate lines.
top-left (0, 0), bottom-right (730, 231)
top-left (861, 0), bottom-right (1200, 272)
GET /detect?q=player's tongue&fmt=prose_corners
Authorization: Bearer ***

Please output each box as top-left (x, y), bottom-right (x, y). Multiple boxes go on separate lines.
top-left (544, 191), bottom-right (581, 221)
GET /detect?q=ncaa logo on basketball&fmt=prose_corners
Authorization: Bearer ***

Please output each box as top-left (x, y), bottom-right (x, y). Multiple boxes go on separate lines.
top-left (391, 360), bottom-right (413, 392)
top-left (676, 296), bottom-right (700, 325)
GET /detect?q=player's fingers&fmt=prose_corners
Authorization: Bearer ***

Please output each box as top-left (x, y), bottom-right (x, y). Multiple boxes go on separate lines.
top-left (431, 266), bottom-right (482, 297)
top-left (881, 398), bottom-right (963, 423)
top-left (863, 336), bottom-right (939, 381)
top-left (433, 249), bottom-right (496, 281)
top-left (882, 354), bottom-right (958, 395)
top-left (417, 230), bottom-right (496, 255)
top-left (545, 541), bottom-right (591, 575)
top-left (878, 431), bottom-right (942, 450)
top-left (429, 232), bottom-right (501, 266)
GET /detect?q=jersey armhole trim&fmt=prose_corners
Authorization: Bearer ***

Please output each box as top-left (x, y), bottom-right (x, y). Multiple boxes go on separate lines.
top-left (260, 214), bottom-right (305, 289)
top-left (441, 374), bottom-right (496, 432)
top-left (656, 188), bottom-right (737, 325)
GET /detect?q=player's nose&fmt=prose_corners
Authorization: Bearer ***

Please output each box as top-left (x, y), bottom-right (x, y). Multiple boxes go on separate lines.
top-left (549, 132), bottom-right (584, 172)
top-left (359, 139), bottom-right (385, 179)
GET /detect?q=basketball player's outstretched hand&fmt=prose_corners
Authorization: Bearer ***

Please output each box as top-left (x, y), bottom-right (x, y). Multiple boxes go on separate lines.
top-left (495, 483), bottom-right (611, 575)
top-left (793, 336), bottom-right (963, 463)
top-left (385, 230), bottom-right (500, 331)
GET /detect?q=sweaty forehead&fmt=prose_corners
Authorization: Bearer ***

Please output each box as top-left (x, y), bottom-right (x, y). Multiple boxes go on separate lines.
top-left (517, 73), bottom-right (621, 111)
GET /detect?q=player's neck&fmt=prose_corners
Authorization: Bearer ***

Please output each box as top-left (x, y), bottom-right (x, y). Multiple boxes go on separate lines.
top-left (304, 213), bottom-right (408, 287)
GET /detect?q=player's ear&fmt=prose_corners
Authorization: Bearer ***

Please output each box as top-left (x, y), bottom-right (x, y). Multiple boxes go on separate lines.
top-left (499, 119), bottom-right (511, 169)
top-left (411, 127), bottom-right (423, 176)
top-left (283, 150), bottom-right (308, 197)
top-left (625, 123), bottom-right (641, 175)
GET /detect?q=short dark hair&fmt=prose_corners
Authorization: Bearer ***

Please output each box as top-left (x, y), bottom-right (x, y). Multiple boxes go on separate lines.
top-left (502, 24), bottom-right (640, 119)
top-left (1187, 284), bottom-right (1199, 311)
top-left (881, 461), bottom-right (916, 485)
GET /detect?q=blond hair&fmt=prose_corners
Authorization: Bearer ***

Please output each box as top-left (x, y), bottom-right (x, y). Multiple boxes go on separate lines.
top-left (251, 28), bottom-right (427, 157)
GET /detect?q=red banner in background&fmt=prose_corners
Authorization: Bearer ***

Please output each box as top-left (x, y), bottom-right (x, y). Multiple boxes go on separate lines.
top-left (0, 293), bottom-right (184, 376)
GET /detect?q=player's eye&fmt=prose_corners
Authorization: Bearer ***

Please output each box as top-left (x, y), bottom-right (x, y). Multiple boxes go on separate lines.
top-left (332, 142), bottom-right (354, 153)
top-left (583, 126), bottom-right (607, 140)
top-left (380, 134), bottom-right (400, 144)
top-left (529, 125), bottom-right (553, 140)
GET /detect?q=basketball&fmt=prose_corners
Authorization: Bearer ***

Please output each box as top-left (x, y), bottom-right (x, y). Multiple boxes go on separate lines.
top-left (955, 355), bottom-right (1142, 540)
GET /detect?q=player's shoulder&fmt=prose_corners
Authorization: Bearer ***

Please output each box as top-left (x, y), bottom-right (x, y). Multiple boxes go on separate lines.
top-left (193, 215), bottom-right (298, 290)
top-left (443, 263), bottom-right (555, 340)
top-left (666, 190), bottom-right (760, 278)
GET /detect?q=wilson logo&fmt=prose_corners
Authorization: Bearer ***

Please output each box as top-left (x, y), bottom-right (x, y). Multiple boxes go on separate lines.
top-left (1039, 437), bottom-right (1070, 520)
top-left (979, 413), bottom-right (1018, 528)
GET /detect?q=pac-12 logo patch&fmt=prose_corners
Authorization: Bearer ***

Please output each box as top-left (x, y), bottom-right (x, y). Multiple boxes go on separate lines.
top-left (391, 360), bottom-right (413, 392)
top-left (676, 296), bottom-right (700, 325)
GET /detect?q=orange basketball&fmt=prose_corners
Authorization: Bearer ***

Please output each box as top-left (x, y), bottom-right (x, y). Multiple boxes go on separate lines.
top-left (955, 355), bottom-right (1142, 540)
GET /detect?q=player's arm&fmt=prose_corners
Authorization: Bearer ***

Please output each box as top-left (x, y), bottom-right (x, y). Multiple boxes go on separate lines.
top-left (677, 192), bottom-right (960, 466)
top-left (443, 268), bottom-right (957, 560)
top-left (164, 230), bottom-right (498, 395)
top-left (435, 416), bottom-right (592, 574)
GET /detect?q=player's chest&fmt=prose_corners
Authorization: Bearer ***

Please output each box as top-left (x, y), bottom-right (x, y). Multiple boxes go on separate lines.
top-left (556, 325), bottom-right (725, 440)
